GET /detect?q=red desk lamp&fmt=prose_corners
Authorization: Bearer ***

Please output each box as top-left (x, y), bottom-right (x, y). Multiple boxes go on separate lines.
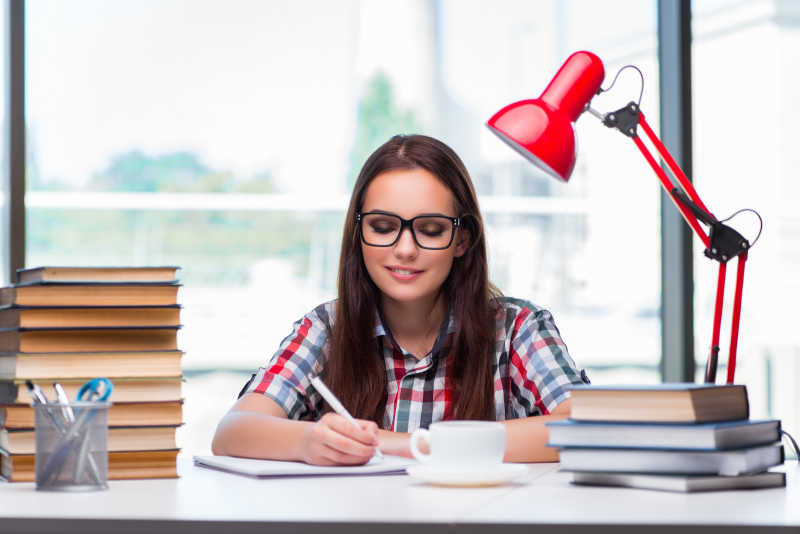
top-left (487, 50), bottom-right (754, 384)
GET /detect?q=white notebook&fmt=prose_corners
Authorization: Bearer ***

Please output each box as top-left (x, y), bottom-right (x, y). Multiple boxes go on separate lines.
top-left (193, 454), bottom-right (415, 478)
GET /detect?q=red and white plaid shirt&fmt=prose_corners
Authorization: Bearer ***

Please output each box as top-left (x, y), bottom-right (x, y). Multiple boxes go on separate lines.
top-left (241, 297), bottom-right (588, 432)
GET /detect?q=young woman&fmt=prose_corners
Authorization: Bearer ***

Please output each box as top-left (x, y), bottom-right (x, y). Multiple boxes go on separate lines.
top-left (212, 134), bottom-right (588, 465)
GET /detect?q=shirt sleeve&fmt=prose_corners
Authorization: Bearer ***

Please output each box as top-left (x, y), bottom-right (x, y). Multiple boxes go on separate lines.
top-left (240, 303), bottom-right (331, 420)
top-left (508, 305), bottom-right (587, 416)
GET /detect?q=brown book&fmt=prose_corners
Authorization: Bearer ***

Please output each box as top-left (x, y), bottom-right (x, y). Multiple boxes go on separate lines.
top-left (569, 383), bottom-right (749, 423)
top-left (17, 266), bottom-right (179, 284)
top-left (0, 327), bottom-right (179, 352)
top-left (1, 449), bottom-right (179, 482)
top-left (1, 400), bottom-right (184, 429)
top-left (0, 305), bottom-right (181, 329)
top-left (2, 425), bottom-right (179, 454)
top-left (0, 377), bottom-right (183, 404)
top-left (0, 283), bottom-right (180, 307)
top-left (0, 350), bottom-right (183, 380)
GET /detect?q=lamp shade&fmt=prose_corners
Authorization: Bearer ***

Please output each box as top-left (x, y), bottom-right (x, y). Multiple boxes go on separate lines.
top-left (487, 51), bottom-right (605, 181)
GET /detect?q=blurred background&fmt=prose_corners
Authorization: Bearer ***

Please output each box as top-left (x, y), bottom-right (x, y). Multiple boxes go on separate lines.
top-left (3, 0), bottom-right (798, 456)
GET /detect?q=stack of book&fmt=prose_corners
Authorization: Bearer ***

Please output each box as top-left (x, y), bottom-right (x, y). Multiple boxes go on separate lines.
top-left (547, 384), bottom-right (786, 492)
top-left (0, 266), bottom-right (184, 482)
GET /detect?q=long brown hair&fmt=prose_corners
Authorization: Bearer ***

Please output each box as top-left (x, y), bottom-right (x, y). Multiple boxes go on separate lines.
top-left (325, 134), bottom-right (499, 424)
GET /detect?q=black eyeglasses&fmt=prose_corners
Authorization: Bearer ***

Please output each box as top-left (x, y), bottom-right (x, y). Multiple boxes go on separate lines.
top-left (356, 211), bottom-right (461, 250)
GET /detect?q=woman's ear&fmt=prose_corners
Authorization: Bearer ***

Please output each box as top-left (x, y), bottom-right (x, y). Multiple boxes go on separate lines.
top-left (453, 228), bottom-right (471, 258)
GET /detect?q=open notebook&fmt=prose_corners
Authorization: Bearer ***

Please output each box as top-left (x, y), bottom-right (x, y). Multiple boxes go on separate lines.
top-left (193, 454), bottom-right (415, 478)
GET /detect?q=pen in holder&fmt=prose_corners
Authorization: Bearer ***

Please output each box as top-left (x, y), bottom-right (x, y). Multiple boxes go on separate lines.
top-left (34, 399), bottom-right (111, 491)
top-left (32, 378), bottom-right (113, 492)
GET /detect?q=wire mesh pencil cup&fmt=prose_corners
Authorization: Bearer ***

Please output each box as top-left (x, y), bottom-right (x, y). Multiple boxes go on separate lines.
top-left (34, 400), bottom-right (111, 491)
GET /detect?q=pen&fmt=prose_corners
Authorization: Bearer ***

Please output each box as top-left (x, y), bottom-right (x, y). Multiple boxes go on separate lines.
top-left (53, 382), bottom-right (75, 423)
top-left (25, 380), bottom-right (68, 433)
top-left (309, 375), bottom-right (384, 461)
top-left (54, 381), bottom-right (91, 483)
top-left (72, 379), bottom-right (111, 486)
top-left (25, 380), bottom-right (50, 406)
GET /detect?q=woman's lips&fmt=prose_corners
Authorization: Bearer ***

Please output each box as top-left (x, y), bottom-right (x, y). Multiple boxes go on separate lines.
top-left (386, 266), bottom-right (423, 281)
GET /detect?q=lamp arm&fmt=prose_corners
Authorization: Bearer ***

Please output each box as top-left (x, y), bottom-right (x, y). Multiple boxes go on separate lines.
top-left (707, 262), bottom-right (727, 384)
top-left (636, 111), bottom-right (713, 217)
top-left (727, 251), bottom-right (747, 384)
top-left (630, 127), bottom-right (711, 247)
top-left (595, 103), bottom-right (712, 246)
top-left (596, 103), bottom-right (752, 260)
top-left (591, 102), bottom-right (749, 385)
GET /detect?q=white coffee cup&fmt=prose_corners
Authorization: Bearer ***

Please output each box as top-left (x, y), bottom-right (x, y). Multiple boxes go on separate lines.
top-left (409, 421), bottom-right (506, 468)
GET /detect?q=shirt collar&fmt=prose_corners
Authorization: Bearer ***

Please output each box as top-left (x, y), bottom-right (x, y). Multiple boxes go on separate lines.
top-left (373, 309), bottom-right (389, 338)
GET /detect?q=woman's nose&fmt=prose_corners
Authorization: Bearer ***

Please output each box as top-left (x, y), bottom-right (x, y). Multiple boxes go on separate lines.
top-left (393, 227), bottom-right (419, 258)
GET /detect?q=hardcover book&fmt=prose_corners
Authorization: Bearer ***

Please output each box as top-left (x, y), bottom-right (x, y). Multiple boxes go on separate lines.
top-left (547, 418), bottom-right (781, 450)
top-left (0, 376), bottom-right (183, 404)
top-left (0, 305), bottom-right (181, 329)
top-left (1, 400), bottom-right (184, 429)
top-left (569, 470), bottom-right (786, 492)
top-left (0, 283), bottom-right (180, 307)
top-left (2, 424), bottom-right (179, 454)
top-left (0, 350), bottom-right (183, 380)
top-left (559, 443), bottom-right (784, 476)
top-left (16, 266), bottom-right (180, 284)
top-left (1, 449), bottom-right (179, 482)
top-left (568, 383), bottom-right (749, 423)
top-left (0, 327), bottom-right (180, 353)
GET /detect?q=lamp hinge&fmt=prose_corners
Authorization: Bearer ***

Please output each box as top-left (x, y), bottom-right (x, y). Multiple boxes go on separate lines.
top-left (602, 102), bottom-right (640, 137)
top-left (705, 222), bottom-right (750, 263)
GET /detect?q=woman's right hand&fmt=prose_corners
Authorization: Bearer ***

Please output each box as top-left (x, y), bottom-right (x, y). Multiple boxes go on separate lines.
top-left (299, 413), bottom-right (379, 465)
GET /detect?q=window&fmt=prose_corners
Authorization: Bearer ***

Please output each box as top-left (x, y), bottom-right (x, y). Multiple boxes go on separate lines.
top-left (692, 0), bottom-right (800, 441)
top-left (27, 0), bottom-right (660, 455)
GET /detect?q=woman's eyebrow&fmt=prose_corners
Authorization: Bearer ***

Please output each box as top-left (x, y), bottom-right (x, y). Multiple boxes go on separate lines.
top-left (361, 208), bottom-right (396, 216)
top-left (415, 212), bottom-right (454, 217)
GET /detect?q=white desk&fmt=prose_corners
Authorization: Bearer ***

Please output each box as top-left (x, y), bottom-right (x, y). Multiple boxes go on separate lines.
top-left (0, 457), bottom-right (798, 533)
top-left (460, 463), bottom-right (800, 534)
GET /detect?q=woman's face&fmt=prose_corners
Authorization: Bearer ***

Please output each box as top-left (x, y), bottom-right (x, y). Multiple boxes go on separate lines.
top-left (360, 167), bottom-right (467, 306)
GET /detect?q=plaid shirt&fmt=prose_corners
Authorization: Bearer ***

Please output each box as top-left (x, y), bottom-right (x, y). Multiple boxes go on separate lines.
top-left (241, 297), bottom-right (588, 433)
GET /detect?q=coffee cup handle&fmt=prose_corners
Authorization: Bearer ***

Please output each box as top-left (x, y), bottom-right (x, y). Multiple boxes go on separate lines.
top-left (409, 429), bottom-right (431, 463)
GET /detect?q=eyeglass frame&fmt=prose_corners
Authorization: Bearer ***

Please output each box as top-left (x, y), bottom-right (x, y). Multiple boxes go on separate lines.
top-left (356, 210), bottom-right (462, 250)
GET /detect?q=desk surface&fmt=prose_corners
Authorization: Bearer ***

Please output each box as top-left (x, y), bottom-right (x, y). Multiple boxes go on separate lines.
top-left (0, 456), bottom-right (798, 534)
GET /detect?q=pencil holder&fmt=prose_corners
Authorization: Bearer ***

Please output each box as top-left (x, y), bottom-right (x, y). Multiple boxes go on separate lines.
top-left (34, 401), bottom-right (111, 491)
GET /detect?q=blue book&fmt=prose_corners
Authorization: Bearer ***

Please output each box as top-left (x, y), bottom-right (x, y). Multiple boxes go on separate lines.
top-left (568, 383), bottom-right (749, 423)
top-left (558, 443), bottom-right (784, 476)
top-left (547, 418), bottom-right (781, 450)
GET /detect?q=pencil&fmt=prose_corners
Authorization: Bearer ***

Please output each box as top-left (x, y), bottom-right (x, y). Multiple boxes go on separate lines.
top-left (309, 376), bottom-right (384, 461)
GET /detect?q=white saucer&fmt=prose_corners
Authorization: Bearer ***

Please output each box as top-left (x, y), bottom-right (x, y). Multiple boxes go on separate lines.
top-left (406, 463), bottom-right (529, 487)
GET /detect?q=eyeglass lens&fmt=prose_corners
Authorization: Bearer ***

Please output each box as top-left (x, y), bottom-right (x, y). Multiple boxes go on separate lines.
top-left (361, 213), bottom-right (455, 249)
